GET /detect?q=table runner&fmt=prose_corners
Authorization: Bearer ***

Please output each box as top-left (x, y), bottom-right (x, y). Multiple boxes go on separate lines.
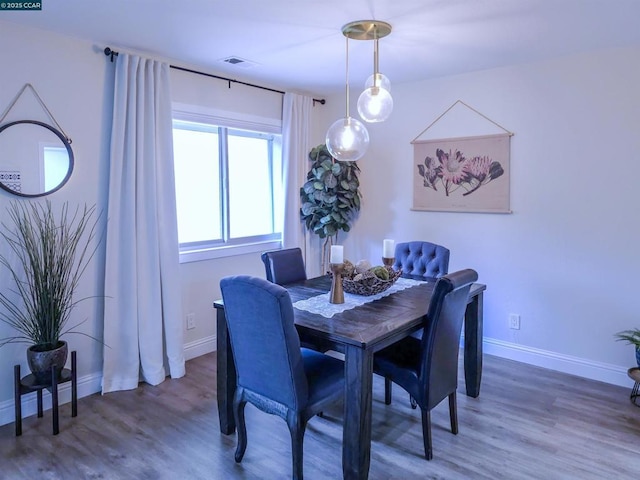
top-left (292, 277), bottom-right (424, 318)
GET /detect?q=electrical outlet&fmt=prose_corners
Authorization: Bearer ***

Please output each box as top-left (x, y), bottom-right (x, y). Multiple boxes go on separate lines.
top-left (508, 313), bottom-right (520, 330)
top-left (186, 313), bottom-right (195, 330)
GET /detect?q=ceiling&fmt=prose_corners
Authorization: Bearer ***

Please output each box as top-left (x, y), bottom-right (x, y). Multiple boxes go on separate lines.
top-left (3, 0), bottom-right (640, 94)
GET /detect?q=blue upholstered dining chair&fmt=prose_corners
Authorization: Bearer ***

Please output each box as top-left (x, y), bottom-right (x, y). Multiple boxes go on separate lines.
top-left (261, 247), bottom-right (307, 285)
top-left (373, 269), bottom-right (478, 461)
top-left (219, 275), bottom-right (344, 480)
top-left (393, 241), bottom-right (450, 279)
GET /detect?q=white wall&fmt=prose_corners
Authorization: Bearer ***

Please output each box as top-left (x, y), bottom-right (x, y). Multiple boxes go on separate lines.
top-left (314, 46), bottom-right (640, 386)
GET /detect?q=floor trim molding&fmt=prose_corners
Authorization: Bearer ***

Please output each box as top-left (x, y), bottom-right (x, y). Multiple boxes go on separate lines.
top-left (482, 337), bottom-right (631, 388)
top-left (184, 335), bottom-right (216, 361)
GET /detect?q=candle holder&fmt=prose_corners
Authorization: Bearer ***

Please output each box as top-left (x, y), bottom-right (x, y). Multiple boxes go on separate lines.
top-left (329, 263), bottom-right (345, 304)
top-left (382, 257), bottom-right (395, 267)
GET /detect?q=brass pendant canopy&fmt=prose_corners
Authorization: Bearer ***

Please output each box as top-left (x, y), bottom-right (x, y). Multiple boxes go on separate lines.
top-left (342, 20), bottom-right (392, 40)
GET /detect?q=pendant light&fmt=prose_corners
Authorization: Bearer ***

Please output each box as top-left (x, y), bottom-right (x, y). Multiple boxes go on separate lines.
top-left (342, 20), bottom-right (393, 123)
top-left (325, 35), bottom-right (369, 162)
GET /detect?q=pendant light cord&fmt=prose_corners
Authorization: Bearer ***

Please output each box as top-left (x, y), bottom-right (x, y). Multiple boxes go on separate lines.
top-left (345, 36), bottom-right (350, 119)
top-left (373, 38), bottom-right (379, 88)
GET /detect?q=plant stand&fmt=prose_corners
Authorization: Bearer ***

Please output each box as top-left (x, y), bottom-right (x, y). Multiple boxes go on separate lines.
top-left (628, 367), bottom-right (640, 407)
top-left (14, 350), bottom-right (77, 435)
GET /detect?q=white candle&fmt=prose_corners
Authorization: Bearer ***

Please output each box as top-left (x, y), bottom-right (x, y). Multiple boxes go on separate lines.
top-left (330, 245), bottom-right (344, 264)
top-left (383, 239), bottom-right (394, 258)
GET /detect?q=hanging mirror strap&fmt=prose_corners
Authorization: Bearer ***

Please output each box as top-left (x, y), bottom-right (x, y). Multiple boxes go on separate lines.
top-left (0, 83), bottom-right (72, 143)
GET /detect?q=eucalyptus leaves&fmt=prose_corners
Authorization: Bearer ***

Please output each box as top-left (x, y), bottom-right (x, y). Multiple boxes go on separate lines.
top-left (300, 144), bottom-right (361, 239)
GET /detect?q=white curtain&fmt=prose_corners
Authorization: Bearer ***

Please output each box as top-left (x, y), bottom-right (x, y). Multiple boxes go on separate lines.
top-left (281, 93), bottom-right (313, 266)
top-left (102, 53), bottom-right (185, 394)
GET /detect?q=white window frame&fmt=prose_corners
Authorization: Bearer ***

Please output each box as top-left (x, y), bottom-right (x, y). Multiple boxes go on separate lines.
top-left (172, 103), bottom-right (283, 263)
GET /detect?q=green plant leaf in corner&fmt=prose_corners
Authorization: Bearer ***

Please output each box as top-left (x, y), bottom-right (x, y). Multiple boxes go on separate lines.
top-left (300, 143), bottom-right (362, 244)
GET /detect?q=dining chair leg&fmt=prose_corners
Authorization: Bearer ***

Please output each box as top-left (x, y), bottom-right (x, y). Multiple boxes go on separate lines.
top-left (384, 378), bottom-right (392, 405)
top-left (421, 408), bottom-right (433, 460)
top-left (449, 392), bottom-right (458, 435)
top-left (233, 394), bottom-right (248, 463)
top-left (287, 414), bottom-right (306, 480)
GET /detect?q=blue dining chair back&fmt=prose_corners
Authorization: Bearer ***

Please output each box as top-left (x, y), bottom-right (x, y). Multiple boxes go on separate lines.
top-left (373, 268), bottom-right (478, 460)
top-left (261, 247), bottom-right (307, 285)
top-left (393, 241), bottom-right (450, 279)
top-left (219, 275), bottom-right (344, 480)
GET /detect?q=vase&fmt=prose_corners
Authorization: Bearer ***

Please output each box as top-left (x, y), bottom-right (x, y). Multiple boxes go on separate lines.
top-left (27, 340), bottom-right (68, 385)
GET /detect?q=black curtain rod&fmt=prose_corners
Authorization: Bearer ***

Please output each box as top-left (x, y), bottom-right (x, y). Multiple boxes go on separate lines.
top-left (104, 47), bottom-right (325, 106)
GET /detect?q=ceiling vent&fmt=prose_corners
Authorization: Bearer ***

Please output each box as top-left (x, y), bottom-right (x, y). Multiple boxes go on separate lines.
top-left (220, 56), bottom-right (258, 69)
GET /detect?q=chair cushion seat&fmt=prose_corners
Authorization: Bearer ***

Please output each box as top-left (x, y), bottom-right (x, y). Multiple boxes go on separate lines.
top-left (374, 336), bottom-right (422, 400)
top-left (301, 348), bottom-right (344, 407)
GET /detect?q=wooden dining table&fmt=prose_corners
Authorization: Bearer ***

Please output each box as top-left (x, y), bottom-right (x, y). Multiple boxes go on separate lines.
top-left (213, 274), bottom-right (486, 480)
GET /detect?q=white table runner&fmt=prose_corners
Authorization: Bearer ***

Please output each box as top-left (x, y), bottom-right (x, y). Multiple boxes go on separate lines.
top-left (292, 277), bottom-right (424, 318)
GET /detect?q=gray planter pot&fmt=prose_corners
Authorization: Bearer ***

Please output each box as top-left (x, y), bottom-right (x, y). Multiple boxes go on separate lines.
top-left (27, 340), bottom-right (68, 385)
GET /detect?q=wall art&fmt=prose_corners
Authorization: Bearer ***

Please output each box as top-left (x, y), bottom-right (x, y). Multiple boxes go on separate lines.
top-left (412, 132), bottom-right (511, 213)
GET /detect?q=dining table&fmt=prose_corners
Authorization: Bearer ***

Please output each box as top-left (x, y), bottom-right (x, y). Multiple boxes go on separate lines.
top-left (213, 274), bottom-right (486, 480)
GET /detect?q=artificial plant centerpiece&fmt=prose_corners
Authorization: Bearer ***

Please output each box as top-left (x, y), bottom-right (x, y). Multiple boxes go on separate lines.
top-left (0, 200), bottom-right (100, 383)
top-left (614, 328), bottom-right (640, 367)
top-left (300, 144), bottom-right (362, 271)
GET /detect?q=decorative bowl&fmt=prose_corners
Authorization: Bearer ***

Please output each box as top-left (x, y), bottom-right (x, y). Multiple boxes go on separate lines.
top-left (341, 266), bottom-right (402, 296)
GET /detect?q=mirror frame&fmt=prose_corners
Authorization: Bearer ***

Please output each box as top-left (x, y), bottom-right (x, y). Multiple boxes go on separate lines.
top-left (0, 119), bottom-right (74, 198)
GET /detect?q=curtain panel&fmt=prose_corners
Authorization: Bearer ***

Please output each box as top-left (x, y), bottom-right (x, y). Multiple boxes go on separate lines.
top-left (102, 53), bottom-right (185, 394)
top-left (282, 93), bottom-right (312, 268)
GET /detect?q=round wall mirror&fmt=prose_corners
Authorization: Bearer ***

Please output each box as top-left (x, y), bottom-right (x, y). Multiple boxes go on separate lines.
top-left (0, 120), bottom-right (74, 197)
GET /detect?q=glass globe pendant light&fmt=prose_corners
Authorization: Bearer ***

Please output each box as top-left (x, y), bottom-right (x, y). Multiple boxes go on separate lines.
top-left (326, 35), bottom-right (369, 162)
top-left (357, 34), bottom-right (393, 123)
top-left (365, 72), bottom-right (391, 92)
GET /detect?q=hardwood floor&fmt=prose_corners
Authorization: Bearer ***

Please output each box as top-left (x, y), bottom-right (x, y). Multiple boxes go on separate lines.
top-left (1, 352), bottom-right (638, 479)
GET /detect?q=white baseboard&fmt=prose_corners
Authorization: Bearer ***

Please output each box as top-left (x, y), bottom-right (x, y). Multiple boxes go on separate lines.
top-left (184, 334), bottom-right (216, 361)
top-left (481, 337), bottom-right (632, 388)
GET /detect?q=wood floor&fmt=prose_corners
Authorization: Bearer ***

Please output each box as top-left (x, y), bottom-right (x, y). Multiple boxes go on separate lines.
top-left (1, 352), bottom-right (639, 479)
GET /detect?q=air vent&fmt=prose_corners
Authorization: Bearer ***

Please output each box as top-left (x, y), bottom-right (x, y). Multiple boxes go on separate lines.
top-left (219, 56), bottom-right (258, 69)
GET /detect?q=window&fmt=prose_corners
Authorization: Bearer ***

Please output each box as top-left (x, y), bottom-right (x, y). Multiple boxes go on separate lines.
top-left (172, 113), bottom-right (282, 262)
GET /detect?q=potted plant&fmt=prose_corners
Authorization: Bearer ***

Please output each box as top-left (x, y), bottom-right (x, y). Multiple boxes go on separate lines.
top-left (299, 144), bottom-right (362, 270)
top-left (0, 200), bottom-right (101, 384)
top-left (614, 329), bottom-right (640, 367)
